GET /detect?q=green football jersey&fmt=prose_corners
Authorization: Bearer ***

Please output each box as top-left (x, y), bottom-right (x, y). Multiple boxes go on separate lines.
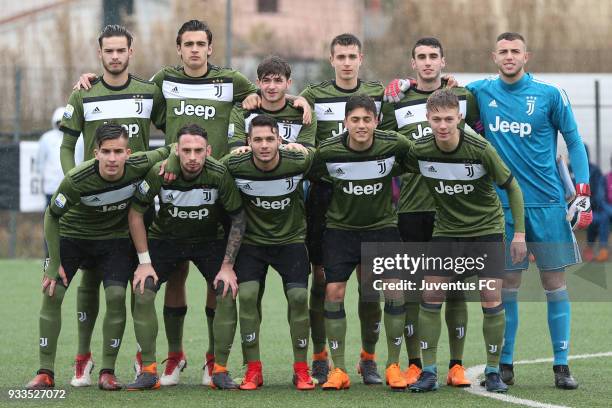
top-left (223, 150), bottom-right (312, 245)
top-left (379, 86), bottom-right (481, 214)
top-left (227, 102), bottom-right (316, 149)
top-left (48, 147), bottom-right (171, 240)
top-left (151, 64), bottom-right (257, 158)
top-left (60, 74), bottom-right (166, 160)
top-left (132, 158), bottom-right (243, 243)
top-left (403, 131), bottom-right (512, 237)
top-left (309, 130), bottom-right (413, 231)
top-left (300, 79), bottom-right (384, 145)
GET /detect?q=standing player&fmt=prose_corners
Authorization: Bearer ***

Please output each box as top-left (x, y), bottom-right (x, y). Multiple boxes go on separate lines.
top-left (126, 124), bottom-right (245, 389)
top-left (466, 33), bottom-right (590, 389)
top-left (379, 37), bottom-right (483, 387)
top-left (399, 89), bottom-right (526, 393)
top-left (26, 124), bottom-right (172, 390)
top-left (59, 25), bottom-right (166, 388)
top-left (214, 115), bottom-right (314, 390)
top-left (309, 95), bottom-right (412, 391)
top-left (300, 33), bottom-right (385, 384)
top-left (228, 55), bottom-right (316, 152)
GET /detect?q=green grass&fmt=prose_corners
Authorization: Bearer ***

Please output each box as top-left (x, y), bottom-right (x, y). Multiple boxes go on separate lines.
top-left (1, 259), bottom-right (611, 407)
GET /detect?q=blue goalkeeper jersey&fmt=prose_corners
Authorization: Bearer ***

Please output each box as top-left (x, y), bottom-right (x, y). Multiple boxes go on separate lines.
top-left (467, 73), bottom-right (588, 208)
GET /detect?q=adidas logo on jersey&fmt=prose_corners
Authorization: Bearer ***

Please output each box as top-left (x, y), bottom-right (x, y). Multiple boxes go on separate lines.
top-left (165, 193), bottom-right (174, 202)
top-left (335, 168), bottom-right (345, 176)
top-left (171, 86), bottom-right (179, 93)
top-left (324, 107), bottom-right (334, 114)
top-left (427, 165), bottom-right (437, 173)
top-left (403, 110), bottom-right (414, 118)
top-left (92, 106), bottom-right (101, 114)
top-left (242, 183), bottom-right (253, 190)
top-left (488, 99), bottom-right (498, 107)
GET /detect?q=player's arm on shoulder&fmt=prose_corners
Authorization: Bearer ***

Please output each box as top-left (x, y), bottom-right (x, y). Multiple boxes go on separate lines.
top-left (152, 84), bottom-right (167, 132)
top-left (464, 89), bottom-right (484, 135)
top-left (233, 71), bottom-right (259, 108)
top-left (294, 109), bottom-right (317, 148)
top-left (228, 105), bottom-right (248, 151)
top-left (378, 101), bottom-right (397, 131)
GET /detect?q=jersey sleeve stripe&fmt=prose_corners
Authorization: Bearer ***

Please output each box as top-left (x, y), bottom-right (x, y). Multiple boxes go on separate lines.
top-left (498, 174), bottom-right (514, 189)
top-left (60, 126), bottom-right (80, 138)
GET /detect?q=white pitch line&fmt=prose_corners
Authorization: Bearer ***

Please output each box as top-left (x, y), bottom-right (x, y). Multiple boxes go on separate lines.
top-left (464, 352), bottom-right (612, 408)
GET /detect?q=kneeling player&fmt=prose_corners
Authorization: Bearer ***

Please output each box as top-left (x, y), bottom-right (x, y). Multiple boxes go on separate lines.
top-left (127, 124), bottom-right (245, 389)
top-left (402, 89), bottom-right (526, 393)
top-left (213, 115), bottom-right (315, 390)
top-left (26, 124), bottom-right (172, 390)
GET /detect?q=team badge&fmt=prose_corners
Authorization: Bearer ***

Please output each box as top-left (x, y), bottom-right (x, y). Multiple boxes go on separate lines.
top-left (63, 104), bottom-right (74, 119)
top-left (54, 193), bottom-right (67, 208)
top-left (526, 96), bottom-right (537, 116)
top-left (138, 180), bottom-right (150, 195)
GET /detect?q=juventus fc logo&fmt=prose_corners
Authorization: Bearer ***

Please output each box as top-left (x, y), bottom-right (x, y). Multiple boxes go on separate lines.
top-left (202, 190), bottom-right (212, 201)
top-left (405, 324), bottom-right (414, 337)
top-left (420, 341), bottom-right (428, 350)
top-left (393, 336), bottom-right (403, 346)
top-left (377, 160), bottom-right (387, 174)
top-left (214, 84), bottom-right (223, 97)
top-left (40, 337), bottom-right (48, 347)
top-left (329, 340), bottom-right (339, 350)
top-left (281, 124), bottom-right (292, 140)
top-left (297, 338), bottom-right (308, 348)
top-left (373, 321), bottom-right (382, 334)
top-left (465, 164), bottom-right (474, 178)
top-left (78, 312), bottom-right (87, 322)
top-left (559, 341), bottom-right (569, 350)
top-left (134, 99), bottom-right (143, 115)
top-left (526, 96), bottom-right (537, 116)
top-left (488, 344), bottom-right (498, 353)
top-left (244, 332), bottom-right (256, 343)
top-left (285, 177), bottom-right (295, 190)
top-left (110, 338), bottom-right (121, 348)
top-left (456, 326), bottom-right (465, 339)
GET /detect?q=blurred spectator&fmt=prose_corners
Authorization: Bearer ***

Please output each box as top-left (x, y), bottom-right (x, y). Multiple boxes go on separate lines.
top-left (583, 146), bottom-right (612, 262)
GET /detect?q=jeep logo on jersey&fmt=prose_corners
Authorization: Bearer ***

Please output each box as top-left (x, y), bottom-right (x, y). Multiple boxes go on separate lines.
top-left (173, 100), bottom-right (216, 119)
top-left (342, 181), bottom-right (383, 196)
top-left (489, 116), bottom-right (532, 138)
top-left (434, 181), bottom-right (474, 195)
top-left (252, 197), bottom-right (291, 210)
top-left (121, 123), bottom-right (140, 138)
top-left (168, 207), bottom-right (210, 220)
top-left (98, 202), bottom-right (128, 212)
top-left (411, 123), bottom-right (433, 139)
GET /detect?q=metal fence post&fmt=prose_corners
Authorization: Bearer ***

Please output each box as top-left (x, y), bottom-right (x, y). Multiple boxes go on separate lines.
top-left (8, 66), bottom-right (22, 258)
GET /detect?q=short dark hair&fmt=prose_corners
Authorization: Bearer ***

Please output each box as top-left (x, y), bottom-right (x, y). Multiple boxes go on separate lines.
top-left (177, 123), bottom-right (208, 142)
top-left (426, 89), bottom-right (459, 112)
top-left (176, 20), bottom-right (213, 46)
top-left (257, 55), bottom-right (292, 80)
top-left (412, 37), bottom-right (444, 58)
top-left (496, 32), bottom-right (526, 44)
top-left (330, 33), bottom-right (362, 54)
top-left (98, 24), bottom-right (133, 48)
top-left (248, 115), bottom-right (278, 137)
top-left (345, 94), bottom-right (377, 117)
top-left (95, 123), bottom-right (128, 148)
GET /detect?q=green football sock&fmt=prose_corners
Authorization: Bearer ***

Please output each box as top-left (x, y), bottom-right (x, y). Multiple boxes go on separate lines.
top-left (205, 306), bottom-right (215, 355)
top-left (39, 285), bottom-right (67, 372)
top-left (309, 279), bottom-right (326, 354)
top-left (404, 301), bottom-right (421, 360)
top-left (213, 282), bottom-right (237, 367)
top-left (132, 284), bottom-right (158, 366)
top-left (286, 285), bottom-right (309, 363)
top-left (163, 305), bottom-right (187, 354)
top-left (239, 281), bottom-right (261, 362)
top-left (482, 305), bottom-right (505, 369)
top-left (445, 291), bottom-right (468, 363)
top-left (384, 300), bottom-right (406, 367)
top-left (358, 288), bottom-right (381, 354)
top-left (76, 270), bottom-right (101, 355)
top-left (101, 285), bottom-right (127, 371)
top-left (418, 303), bottom-right (442, 368)
top-left (324, 300), bottom-right (346, 371)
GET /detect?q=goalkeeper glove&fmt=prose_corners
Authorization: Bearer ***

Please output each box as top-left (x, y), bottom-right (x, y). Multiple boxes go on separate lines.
top-left (383, 78), bottom-right (416, 103)
top-left (567, 183), bottom-right (592, 230)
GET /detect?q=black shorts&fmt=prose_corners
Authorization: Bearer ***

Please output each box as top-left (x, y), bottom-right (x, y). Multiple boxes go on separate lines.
top-left (305, 182), bottom-right (333, 265)
top-left (234, 243), bottom-right (309, 286)
top-left (398, 211), bottom-right (435, 242)
top-left (149, 239), bottom-right (225, 290)
top-left (427, 234), bottom-right (505, 279)
top-left (59, 237), bottom-right (136, 288)
top-left (323, 227), bottom-right (401, 283)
